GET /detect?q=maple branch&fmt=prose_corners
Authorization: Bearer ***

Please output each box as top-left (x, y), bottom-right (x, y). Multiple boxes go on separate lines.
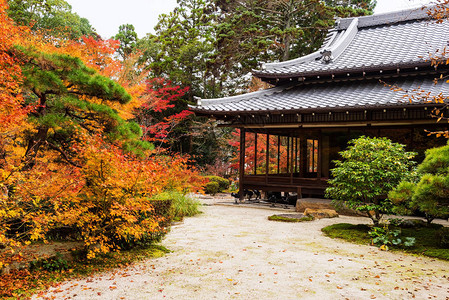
top-left (46, 141), bottom-right (82, 168)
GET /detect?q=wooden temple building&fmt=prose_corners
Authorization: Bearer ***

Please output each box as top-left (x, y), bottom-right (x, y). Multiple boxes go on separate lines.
top-left (191, 8), bottom-right (449, 200)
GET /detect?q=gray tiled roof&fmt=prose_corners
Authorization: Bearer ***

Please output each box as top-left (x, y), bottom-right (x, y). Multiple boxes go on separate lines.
top-left (192, 77), bottom-right (449, 113)
top-left (254, 8), bottom-right (449, 78)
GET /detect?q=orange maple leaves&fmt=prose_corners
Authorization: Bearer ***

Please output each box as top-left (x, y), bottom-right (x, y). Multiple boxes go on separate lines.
top-left (0, 0), bottom-right (201, 266)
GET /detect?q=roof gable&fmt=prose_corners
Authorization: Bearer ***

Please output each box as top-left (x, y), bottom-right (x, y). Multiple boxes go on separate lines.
top-left (254, 7), bottom-right (448, 80)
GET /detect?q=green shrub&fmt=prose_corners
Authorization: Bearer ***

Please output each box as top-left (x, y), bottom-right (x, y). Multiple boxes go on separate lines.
top-left (436, 227), bottom-right (449, 248)
top-left (326, 136), bottom-right (416, 226)
top-left (389, 143), bottom-right (449, 224)
top-left (206, 176), bottom-right (230, 192)
top-left (205, 181), bottom-right (220, 195)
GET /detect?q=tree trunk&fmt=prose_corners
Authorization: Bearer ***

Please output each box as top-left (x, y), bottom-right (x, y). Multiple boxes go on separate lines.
top-left (23, 125), bottom-right (49, 169)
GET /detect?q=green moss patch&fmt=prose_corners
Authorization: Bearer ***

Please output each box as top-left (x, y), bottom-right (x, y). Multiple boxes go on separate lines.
top-left (268, 214), bottom-right (314, 222)
top-left (322, 223), bottom-right (449, 261)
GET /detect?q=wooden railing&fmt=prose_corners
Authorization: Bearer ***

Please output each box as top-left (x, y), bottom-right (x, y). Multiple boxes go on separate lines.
top-left (242, 174), bottom-right (328, 197)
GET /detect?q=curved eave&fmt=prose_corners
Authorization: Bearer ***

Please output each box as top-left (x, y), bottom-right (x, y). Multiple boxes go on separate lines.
top-left (191, 101), bottom-right (446, 117)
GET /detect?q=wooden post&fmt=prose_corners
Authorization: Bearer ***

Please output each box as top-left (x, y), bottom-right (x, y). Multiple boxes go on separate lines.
top-left (239, 128), bottom-right (246, 201)
top-left (287, 136), bottom-right (290, 175)
top-left (295, 138), bottom-right (299, 173)
top-left (277, 135), bottom-right (280, 174)
top-left (290, 136), bottom-right (294, 184)
top-left (317, 131), bottom-right (322, 180)
top-left (265, 133), bottom-right (269, 184)
top-left (293, 137), bottom-right (296, 173)
top-left (299, 137), bottom-right (305, 178)
top-left (254, 133), bottom-right (257, 175)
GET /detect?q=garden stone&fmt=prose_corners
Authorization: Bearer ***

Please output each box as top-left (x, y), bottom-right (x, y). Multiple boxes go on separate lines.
top-left (296, 198), bottom-right (333, 212)
top-left (304, 208), bottom-right (338, 219)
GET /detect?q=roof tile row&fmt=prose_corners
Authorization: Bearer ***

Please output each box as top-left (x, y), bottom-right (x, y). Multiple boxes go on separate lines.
top-left (193, 77), bottom-right (449, 113)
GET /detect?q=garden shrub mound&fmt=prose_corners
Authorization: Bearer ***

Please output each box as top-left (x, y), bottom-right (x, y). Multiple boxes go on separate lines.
top-left (322, 223), bottom-right (449, 261)
top-left (206, 176), bottom-right (230, 191)
top-left (205, 181), bottom-right (220, 195)
top-left (204, 175), bottom-right (230, 195)
top-left (268, 214), bottom-right (314, 222)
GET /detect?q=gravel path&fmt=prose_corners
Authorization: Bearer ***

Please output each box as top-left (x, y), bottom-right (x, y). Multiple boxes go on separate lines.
top-left (34, 204), bottom-right (449, 300)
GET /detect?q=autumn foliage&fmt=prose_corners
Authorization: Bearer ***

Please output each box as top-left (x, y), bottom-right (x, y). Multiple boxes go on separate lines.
top-left (0, 0), bottom-right (202, 269)
top-left (136, 77), bottom-right (192, 144)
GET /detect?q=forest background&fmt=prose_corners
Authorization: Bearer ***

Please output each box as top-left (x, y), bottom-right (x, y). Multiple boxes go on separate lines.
top-left (0, 0), bottom-right (378, 266)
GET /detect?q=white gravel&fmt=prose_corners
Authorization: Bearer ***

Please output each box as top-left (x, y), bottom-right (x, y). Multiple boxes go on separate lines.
top-left (34, 204), bottom-right (449, 300)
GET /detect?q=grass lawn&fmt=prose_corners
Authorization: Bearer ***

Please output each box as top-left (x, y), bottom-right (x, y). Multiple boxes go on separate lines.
top-left (322, 223), bottom-right (449, 261)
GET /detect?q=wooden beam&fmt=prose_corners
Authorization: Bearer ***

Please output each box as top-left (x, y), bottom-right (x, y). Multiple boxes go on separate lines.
top-left (239, 128), bottom-right (246, 201)
top-left (222, 119), bottom-right (440, 129)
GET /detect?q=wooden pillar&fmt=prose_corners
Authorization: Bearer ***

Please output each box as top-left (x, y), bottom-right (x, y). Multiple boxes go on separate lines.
top-left (295, 138), bottom-right (299, 173)
top-left (317, 131), bottom-right (322, 180)
top-left (290, 136), bottom-right (294, 184)
top-left (239, 128), bottom-right (246, 200)
top-left (286, 136), bottom-right (290, 175)
top-left (297, 186), bottom-right (302, 199)
top-left (293, 137), bottom-right (297, 173)
top-left (265, 133), bottom-right (269, 184)
top-left (296, 138), bottom-right (302, 198)
top-left (277, 135), bottom-right (280, 174)
top-left (299, 137), bottom-right (305, 178)
top-left (254, 133), bottom-right (258, 175)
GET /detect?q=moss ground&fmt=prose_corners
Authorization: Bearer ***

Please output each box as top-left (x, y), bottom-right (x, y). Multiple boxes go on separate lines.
top-left (268, 214), bottom-right (314, 222)
top-left (322, 223), bottom-right (449, 261)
